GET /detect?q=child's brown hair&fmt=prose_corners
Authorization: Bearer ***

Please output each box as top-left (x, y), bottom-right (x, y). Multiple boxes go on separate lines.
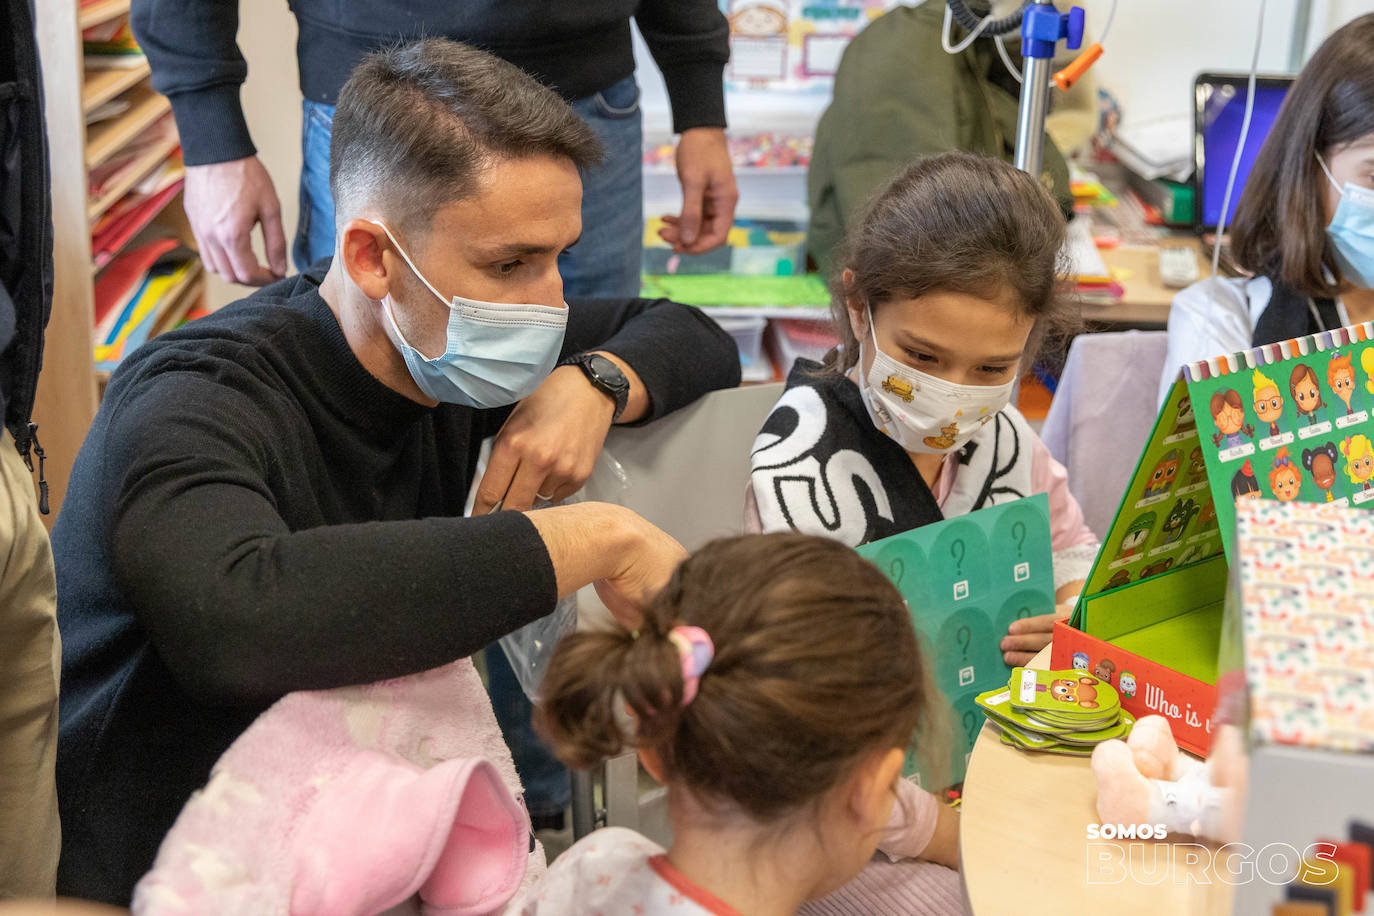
top-left (537, 533), bottom-right (932, 823)
top-left (823, 151), bottom-right (1078, 376)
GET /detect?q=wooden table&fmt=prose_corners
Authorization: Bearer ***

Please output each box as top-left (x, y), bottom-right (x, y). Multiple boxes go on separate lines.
top-left (1083, 237), bottom-right (1213, 328)
top-left (959, 646), bottom-right (1234, 915)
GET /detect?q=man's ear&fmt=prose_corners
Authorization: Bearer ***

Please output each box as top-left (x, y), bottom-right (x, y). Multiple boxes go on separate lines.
top-left (842, 268), bottom-right (867, 342)
top-left (339, 218), bottom-right (397, 302)
top-left (846, 746), bottom-right (906, 828)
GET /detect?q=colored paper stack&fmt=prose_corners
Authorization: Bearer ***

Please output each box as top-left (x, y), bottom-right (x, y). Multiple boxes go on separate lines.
top-left (977, 667), bottom-right (1134, 756)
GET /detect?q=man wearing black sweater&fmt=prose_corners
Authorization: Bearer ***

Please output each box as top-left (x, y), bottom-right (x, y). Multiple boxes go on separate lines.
top-left (52, 40), bottom-right (741, 904)
top-left (129, 0), bottom-right (738, 293)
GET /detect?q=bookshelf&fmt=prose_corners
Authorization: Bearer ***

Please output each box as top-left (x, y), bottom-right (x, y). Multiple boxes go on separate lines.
top-left (34, 0), bottom-right (208, 522)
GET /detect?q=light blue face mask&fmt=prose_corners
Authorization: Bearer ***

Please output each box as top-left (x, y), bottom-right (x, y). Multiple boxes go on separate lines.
top-left (1318, 155), bottom-right (1374, 290)
top-left (370, 220), bottom-right (568, 408)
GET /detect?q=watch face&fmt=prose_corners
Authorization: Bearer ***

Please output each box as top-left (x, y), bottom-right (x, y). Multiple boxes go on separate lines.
top-left (588, 355), bottom-right (627, 388)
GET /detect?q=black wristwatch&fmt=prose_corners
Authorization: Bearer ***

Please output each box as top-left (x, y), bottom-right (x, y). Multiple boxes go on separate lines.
top-left (560, 353), bottom-right (630, 422)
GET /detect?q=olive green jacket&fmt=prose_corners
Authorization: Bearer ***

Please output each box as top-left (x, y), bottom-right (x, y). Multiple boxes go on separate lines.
top-left (807, 2), bottom-right (1075, 276)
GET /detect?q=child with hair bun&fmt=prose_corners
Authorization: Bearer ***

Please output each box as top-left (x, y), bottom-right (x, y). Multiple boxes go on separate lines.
top-left (522, 533), bottom-right (960, 915)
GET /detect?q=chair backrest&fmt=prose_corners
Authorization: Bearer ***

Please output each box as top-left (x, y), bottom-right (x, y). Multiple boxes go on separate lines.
top-left (586, 383), bottom-right (784, 552)
top-left (1041, 331), bottom-right (1170, 540)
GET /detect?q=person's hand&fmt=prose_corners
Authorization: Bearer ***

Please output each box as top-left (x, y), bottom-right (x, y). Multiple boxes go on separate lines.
top-left (593, 511), bottom-right (688, 629)
top-left (658, 127), bottom-right (738, 255)
top-left (473, 366), bottom-right (616, 514)
top-left (184, 156), bottom-right (288, 286)
top-left (1001, 602), bottom-right (1073, 667)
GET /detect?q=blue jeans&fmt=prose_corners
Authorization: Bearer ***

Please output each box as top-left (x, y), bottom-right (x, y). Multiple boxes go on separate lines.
top-left (294, 76), bottom-right (645, 299)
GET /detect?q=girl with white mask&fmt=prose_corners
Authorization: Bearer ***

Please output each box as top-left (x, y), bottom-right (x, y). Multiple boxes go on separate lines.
top-left (1159, 12), bottom-right (1374, 407)
top-left (746, 151), bottom-right (1097, 670)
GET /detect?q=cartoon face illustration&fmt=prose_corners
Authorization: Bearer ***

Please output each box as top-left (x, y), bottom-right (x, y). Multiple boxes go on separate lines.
top-left (730, 3), bottom-right (787, 36)
top-left (1184, 447), bottom-right (1207, 485)
top-left (1290, 364), bottom-right (1326, 424)
top-left (1303, 441), bottom-right (1339, 501)
top-left (1269, 447), bottom-right (1302, 501)
top-left (1210, 389), bottom-right (1246, 435)
top-left (1100, 569), bottom-right (1132, 593)
top-left (1231, 460), bottom-right (1261, 504)
top-left (1093, 659), bottom-right (1116, 683)
top-left (1156, 497), bottom-right (1199, 546)
top-left (1341, 434), bottom-right (1374, 490)
top-left (1048, 676), bottom-right (1101, 709)
top-left (1072, 651), bottom-right (1090, 670)
top-left (1209, 389), bottom-right (1254, 447)
top-left (1329, 352), bottom-right (1356, 413)
top-left (882, 376), bottom-right (914, 402)
top-left (1118, 672), bottom-right (1137, 698)
top-left (1139, 558), bottom-right (1175, 578)
top-left (1173, 396), bottom-right (1196, 434)
top-left (1116, 512), bottom-right (1156, 559)
top-left (1142, 449), bottom-right (1181, 499)
top-left (922, 423), bottom-right (959, 450)
top-left (1196, 498), bottom-right (1218, 531)
top-left (1251, 367), bottom-right (1284, 433)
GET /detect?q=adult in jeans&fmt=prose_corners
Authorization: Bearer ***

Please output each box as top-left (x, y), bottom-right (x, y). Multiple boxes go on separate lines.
top-left (131, 0), bottom-right (741, 826)
top-left (53, 40), bottom-right (741, 903)
top-left (129, 0), bottom-right (740, 297)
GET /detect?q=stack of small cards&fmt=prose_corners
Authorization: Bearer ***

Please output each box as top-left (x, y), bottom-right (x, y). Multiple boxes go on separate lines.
top-left (975, 667), bottom-right (1134, 756)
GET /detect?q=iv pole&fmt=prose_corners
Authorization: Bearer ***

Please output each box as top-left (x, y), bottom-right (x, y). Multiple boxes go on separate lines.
top-left (1012, 0), bottom-right (1085, 178)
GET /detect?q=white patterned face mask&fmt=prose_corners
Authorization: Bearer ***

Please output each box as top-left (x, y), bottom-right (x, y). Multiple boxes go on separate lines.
top-left (859, 309), bottom-right (1015, 454)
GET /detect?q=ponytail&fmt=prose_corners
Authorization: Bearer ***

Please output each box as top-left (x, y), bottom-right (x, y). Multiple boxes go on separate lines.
top-left (533, 533), bottom-right (934, 826)
top-left (536, 622), bottom-right (684, 769)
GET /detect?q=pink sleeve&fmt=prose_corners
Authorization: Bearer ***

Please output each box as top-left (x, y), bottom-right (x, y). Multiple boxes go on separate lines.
top-left (878, 778), bottom-right (940, 861)
top-left (1031, 432), bottom-right (1096, 551)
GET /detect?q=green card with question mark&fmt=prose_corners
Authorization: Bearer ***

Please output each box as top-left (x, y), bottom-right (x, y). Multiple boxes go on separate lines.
top-left (857, 493), bottom-right (1056, 787)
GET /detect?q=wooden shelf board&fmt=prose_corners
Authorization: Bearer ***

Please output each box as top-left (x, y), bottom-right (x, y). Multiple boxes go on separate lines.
top-left (87, 137), bottom-right (179, 223)
top-left (90, 184), bottom-right (186, 275)
top-left (151, 263), bottom-right (206, 336)
top-left (82, 60), bottom-right (150, 114)
top-left (94, 259), bottom-right (204, 382)
top-left (85, 87), bottom-right (170, 170)
top-left (78, 0), bottom-right (131, 30)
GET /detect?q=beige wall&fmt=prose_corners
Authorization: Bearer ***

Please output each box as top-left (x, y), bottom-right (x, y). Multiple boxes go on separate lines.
top-left (206, 1), bottom-right (304, 310)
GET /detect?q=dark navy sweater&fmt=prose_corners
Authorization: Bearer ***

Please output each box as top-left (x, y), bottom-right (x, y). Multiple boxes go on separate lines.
top-left (52, 265), bottom-right (739, 902)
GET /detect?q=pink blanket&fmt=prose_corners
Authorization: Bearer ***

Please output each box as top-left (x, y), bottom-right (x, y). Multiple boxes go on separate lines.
top-left (134, 658), bottom-right (545, 915)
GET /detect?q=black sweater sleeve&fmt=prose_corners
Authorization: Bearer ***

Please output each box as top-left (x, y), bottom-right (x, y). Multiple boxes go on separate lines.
top-left (557, 296), bottom-right (741, 426)
top-left (105, 375), bottom-right (556, 706)
top-left (635, 0), bottom-right (730, 133)
top-left (130, 0), bottom-right (255, 165)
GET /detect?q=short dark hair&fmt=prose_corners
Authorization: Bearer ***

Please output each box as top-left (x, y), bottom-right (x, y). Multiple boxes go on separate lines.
top-left (1231, 13), bottom-right (1374, 297)
top-left (329, 39), bottom-right (603, 234)
top-left (824, 151), bottom-right (1077, 375)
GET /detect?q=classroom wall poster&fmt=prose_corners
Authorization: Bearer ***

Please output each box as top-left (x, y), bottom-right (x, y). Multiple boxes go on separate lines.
top-left (721, 0), bottom-right (896, 91)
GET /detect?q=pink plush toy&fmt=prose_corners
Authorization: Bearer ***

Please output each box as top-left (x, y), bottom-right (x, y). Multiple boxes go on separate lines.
top-left (1091, 716), bottom-right (1248, 842)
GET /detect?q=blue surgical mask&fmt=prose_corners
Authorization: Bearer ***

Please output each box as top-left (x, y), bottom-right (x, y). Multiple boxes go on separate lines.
top-left (369, 220), bottom-right (568, 407)
top-left (1317, 155), bottom-right (1374, 290)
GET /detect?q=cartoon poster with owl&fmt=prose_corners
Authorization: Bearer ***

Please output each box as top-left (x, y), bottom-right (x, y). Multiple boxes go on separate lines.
top-left (722, 0), bottom-right (895, 90)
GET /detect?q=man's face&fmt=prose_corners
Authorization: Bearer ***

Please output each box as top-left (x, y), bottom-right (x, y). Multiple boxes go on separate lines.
top-left (384, 154), bottom-right (582, 359)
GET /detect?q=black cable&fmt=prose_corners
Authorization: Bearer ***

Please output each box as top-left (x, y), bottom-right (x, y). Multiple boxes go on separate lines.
top-left (945, 0), bottom-right (1030, 38)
